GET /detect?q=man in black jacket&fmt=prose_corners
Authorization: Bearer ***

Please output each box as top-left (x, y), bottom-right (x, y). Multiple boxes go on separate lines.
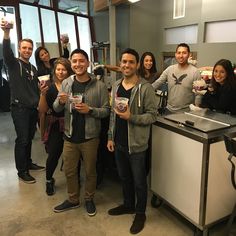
top-left (1, 19), bottom-right (45, 184)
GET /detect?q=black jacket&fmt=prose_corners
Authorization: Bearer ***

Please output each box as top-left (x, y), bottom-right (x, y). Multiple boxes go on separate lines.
top-left (3, 39), bottom-right (39, 108)
top-left (201, 84), bottom-right (236, 115)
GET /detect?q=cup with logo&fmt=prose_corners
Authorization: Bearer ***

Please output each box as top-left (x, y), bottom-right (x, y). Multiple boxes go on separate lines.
top-left (115, 97), bottom-right (129, 113)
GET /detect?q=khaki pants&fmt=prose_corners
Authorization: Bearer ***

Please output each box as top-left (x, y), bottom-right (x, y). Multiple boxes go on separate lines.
top-left (63, 138), bottom-right (99, 203)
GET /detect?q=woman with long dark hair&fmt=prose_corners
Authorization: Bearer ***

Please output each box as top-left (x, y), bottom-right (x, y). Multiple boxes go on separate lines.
top-left (35, 43), bottom-right (69, 77)
top-left (138, 51), bottom-right (158, 83)
top-left (201, 59), bottom-right (236, 115)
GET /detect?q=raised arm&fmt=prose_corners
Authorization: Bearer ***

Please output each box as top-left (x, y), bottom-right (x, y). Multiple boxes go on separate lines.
top-left (1, 18), bottom-right (15, 66)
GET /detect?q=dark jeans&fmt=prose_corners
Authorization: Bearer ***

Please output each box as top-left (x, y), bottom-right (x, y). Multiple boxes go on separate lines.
top-left (46, 122), bottom-right (64, 180)
top-left (115, 144), bottom-right (147, 214)
top-left (11, 105), bottom-right (38, 175)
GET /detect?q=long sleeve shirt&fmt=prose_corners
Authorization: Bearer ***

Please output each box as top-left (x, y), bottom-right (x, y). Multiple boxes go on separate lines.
top-left (201, 84), bottom-right (236, 115)
top-left (3, 39), bottom-right (39, 108)
top-left (152, 64), bottom-right (201, 111)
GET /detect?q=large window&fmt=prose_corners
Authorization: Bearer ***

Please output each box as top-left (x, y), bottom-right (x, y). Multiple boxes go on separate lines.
top-left (77, 16), bottom-right (91, 60)
top-left (19, 4), bottom-right (41, 65)
top-left (41, 8), bottom-right (59, 58)
top-left (58, 12), bottom-right (77, 54)
top-left (0, 6), bottom-right (18, 58)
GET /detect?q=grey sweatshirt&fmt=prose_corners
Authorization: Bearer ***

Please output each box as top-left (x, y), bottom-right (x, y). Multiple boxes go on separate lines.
top-left (53, 74), bottom-right (110, 139)
top-left (108, 78), bottom-right (158, 154)
top-left (152, 64), bottom-right (201, 111)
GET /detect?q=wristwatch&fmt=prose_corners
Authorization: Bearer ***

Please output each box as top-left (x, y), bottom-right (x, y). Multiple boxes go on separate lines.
top-left (88, 106), bottom-right (93, 115)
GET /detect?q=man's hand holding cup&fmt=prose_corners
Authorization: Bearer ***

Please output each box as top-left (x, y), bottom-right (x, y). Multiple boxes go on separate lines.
top-left (114, 97), bottom-right (130, 120)
top-left (58, 92), bottom-right (69, 105)
top-left (0, 17), bottom-right (14, 31)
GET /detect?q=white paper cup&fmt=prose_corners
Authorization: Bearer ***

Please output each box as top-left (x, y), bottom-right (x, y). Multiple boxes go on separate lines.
top-left (38, 74), bottom-right (50, 86)
top-left (69, 94), bottom-right (83, 108)
top-left (115, 97), bottom-right (129, 113)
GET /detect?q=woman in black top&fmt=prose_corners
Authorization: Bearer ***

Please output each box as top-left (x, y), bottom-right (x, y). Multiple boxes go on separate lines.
top-left (39, 58), bottom-right (73, 195)
top-left (201, 59), bottom-right (236, 115)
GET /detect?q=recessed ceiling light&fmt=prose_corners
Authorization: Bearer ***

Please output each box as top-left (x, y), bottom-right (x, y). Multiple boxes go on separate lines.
top-left (128, 0), bottom-right (141, 3)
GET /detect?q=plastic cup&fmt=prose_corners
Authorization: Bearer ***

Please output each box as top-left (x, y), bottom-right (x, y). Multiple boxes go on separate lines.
top-left (69, 94), bottom-right (83, 108)
top-left (38, 74), bottom-right (50, 86)
top-left (115, 97), bottom-right (129, 113)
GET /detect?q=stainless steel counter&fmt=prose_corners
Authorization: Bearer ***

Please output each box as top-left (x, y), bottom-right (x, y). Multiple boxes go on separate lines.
top-left (151, 111), bottom-right (236, 235)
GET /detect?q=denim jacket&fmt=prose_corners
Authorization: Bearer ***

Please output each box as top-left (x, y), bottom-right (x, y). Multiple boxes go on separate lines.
top-left (108, 77), bottom-right (157, 154)
top-left (53, 74), bottom-right (110, 139)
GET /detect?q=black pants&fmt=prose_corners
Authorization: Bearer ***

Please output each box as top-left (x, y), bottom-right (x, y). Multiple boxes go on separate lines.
top-left (11, 105), bottom-right (38, 175)
top-left (115, 145), bottom-right (147, 213)
top-left (46, 122), bottom-right (64, 180)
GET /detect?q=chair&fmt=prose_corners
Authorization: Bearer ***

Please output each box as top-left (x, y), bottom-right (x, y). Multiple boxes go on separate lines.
top-left (223, 134), bottom-right (236, 235)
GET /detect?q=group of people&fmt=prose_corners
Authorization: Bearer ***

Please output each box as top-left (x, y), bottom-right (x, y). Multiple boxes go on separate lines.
top-left (99, 43), bottom-right (236, 115)
top-left (1, 17), bottom-right (236, 235)
top-left (152, 43), bottom-right (236, 115)
top-left (1, 20), bottom-right (157, 234)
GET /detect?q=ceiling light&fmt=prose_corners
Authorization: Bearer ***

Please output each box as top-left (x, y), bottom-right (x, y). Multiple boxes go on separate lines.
top-left (128, 0), bottom-right (141, 3)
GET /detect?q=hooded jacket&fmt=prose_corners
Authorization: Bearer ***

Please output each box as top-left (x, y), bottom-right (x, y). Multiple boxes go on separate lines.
top-left (108, 77), bottom-right (157, 154)
top-left (53, 74), bottom-right (110, 139)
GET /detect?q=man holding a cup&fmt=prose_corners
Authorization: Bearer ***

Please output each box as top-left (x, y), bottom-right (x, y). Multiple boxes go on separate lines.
top-left (107, 48), bottom-right (157, 234)
top-left (53, 49), bottom-right (109, 216)
top-left (1, 18), bottom-right (45, 184)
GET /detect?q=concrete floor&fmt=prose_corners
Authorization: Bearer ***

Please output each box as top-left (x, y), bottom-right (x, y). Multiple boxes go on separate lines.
top-left (0, 112), bottom-right (232, 236)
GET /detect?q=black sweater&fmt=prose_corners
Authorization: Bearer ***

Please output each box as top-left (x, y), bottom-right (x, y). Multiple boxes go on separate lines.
top-left (3, 39), bottom-right (39, 108)
top-left (201, 84), bottom-right (236, 115)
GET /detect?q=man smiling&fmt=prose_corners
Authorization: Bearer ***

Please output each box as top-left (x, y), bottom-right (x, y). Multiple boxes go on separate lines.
top-left (53, 49), bottom-right (109, 216)
top-left (152, 43), bottom-right (201, 112)
top-left (107, 48), bottom-right (157, 234)
top-left (1, 18), bottom-right (45, 184)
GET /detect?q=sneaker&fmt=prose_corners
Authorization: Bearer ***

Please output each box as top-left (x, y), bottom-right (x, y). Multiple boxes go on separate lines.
top-left (46, 178), bottom-right (55, 196)
top-left (85, 200), bottom-right (97, 216)
top-left (108, 205), bottom-right (135, 216)
top-left (54, 200), bottom-right (80, 213)
top-left (18, 172), bottom-right (36, 184)
top-left (130, 213), bottom-right (146, 234)
top-left (29, 163), bottom-right (45, 171)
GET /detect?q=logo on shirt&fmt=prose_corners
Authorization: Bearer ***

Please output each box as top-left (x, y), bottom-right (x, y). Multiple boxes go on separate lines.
top-left (172, 73), bottom-right (187, 85)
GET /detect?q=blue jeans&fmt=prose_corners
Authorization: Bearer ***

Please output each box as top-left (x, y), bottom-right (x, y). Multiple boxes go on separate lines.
top-left (11, 105), bottom-right (38, 175)
top-left (115, 144), bottom-right (147, 213)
